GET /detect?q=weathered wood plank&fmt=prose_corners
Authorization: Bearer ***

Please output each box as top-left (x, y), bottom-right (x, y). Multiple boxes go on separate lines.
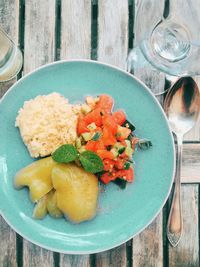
top-left (23, 243), bottom-right (54, 267)
top-left (0, 216), bottom-right (17, 267)
top-left (168, 185), bottom-right (199, 267)
top-left (132, 213), bottom-right (163, 267)
top-left (0, 1), bottom-right (19, 266)
top-left (98, 0), bottom-right (128, 69)
top-left (0, 0), bottom-right (20, 96)
top-left (24, 0), bottom-right (56, 74)
top-left (60, 0), bottom-right (91, 59)
top-left (182, 143), bottom-right (200, 183)
top-left (167, 1), bottom-right (200, 256)
top-left (131, 1), bottom-right (165, 266)
top-left (59, 0), bottom-right (92, 265)
top-left (95, 1), bottom-right (128, 266)
top-left (59, 255), bottom-right (90, 267)
top-left (167, 1), bottom-right (199, 265)
top-left (22, 1), bottom-right (56, 266)
top-left (95, 245), bottom-right (127, 267)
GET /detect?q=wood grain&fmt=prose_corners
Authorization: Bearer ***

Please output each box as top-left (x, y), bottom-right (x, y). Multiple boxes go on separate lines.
top-left (60, 0), bottom-right (91, 59)
top-left (22, 1), bottom-right (56, 266)
top-left (23, 242), bottom-right (54, 267)
top-left (168, 185), bottom-right (199, 267)
top-left (95, 245), bottom-right (126, 267)
top-left (59, 255), bottom-right (90, 267)
top-left (24, 0), bottom-right (56, 74)
top-left (182, 143), bottom-right (200, 183)
top-left (98, 0), bottom-right (128, 69)
top-left (131, 1), bottom-right (165, 266)
top-left (132, 213), bottom-right (163, 267)
top-left (0, 1), bottom-right (19, 266)
top-left (166, 2), bottom-right (199, 265)
top-left (59, 0), bottom-right (92, 265)
top-left (95, 1), bottom-right (128, 266)
top-left (0, 216), bottom-right (17, 267)
top-left (0, 0), bottom-right (19, 96)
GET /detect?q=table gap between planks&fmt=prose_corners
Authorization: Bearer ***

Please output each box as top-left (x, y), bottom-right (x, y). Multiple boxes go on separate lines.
top-left (0, 0), bottom-right (199, 267)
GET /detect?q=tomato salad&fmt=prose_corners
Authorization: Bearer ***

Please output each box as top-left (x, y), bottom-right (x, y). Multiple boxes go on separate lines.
top-left (76, 94), bottom-right (139, 186)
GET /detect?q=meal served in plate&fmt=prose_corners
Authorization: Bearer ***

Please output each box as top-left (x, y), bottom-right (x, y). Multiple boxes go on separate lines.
top-left (14, 93), bottom-right (151, 223)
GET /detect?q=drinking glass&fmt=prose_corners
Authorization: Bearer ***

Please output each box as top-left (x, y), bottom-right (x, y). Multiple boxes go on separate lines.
top-left (127, 0), bottom-right (200, 93)
top-left (0, 26), bottom-right (23, 82)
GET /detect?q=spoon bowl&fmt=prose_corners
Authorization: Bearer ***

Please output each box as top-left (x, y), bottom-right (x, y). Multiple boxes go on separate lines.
top-left (164, 77), bottom-right (200, 136)
top-left (164, 76), bottom-right (200, 247)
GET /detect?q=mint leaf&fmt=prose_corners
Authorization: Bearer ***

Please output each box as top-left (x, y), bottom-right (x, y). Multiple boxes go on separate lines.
top-left (52, 144), bottom-right (78, 163)
top-left (79, 151), bottom-right (104, 173)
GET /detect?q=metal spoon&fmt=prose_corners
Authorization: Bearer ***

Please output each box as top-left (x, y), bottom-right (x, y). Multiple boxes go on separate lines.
top-left (164, 77), bottom-right (200, 247)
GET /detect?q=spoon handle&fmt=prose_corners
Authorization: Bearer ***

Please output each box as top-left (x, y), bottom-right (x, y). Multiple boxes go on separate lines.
top-left (167, 136), bottom-right (183, 247)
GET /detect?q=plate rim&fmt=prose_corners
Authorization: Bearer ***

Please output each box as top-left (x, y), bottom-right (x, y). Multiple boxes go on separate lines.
top-left (0, 59), bottom-right (176, 254)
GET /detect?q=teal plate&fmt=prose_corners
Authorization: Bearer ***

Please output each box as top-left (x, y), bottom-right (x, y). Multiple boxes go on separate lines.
top-left (0, 60), bottom-right (175, 254)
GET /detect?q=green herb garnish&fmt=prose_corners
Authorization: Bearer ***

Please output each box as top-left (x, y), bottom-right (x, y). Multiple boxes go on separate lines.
top-left (52, 144), bottom-right (79, 163)
top-left (52, 144), bottom-right (104, 174)
top-left (138, 139), bottom-right (152, 150)
top-left (79, 150), bottom-right (104, 173)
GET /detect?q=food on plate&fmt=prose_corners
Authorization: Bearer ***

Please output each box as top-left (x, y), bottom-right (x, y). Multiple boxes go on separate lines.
top-left (14, 157), bottom-right (56, 202)
top-left (14, 93), bottom-right (152, 224)
top-left (15, 93), bottom-right (79, 158)
top-left (33, 195), bottom-right (48, 219)
top-left (32, 189), bottom-right (63, 219)
top-left (52, 163), bottom-right (98, 223)
top-left (46, 190), bottom-right (63, 218)
top-left (75, 94), bottom-right (139, 185)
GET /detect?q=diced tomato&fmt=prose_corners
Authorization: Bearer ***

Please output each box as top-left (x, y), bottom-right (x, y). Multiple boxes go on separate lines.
top-left (114, 158), bottom-right (126, 170)
top-left (85, 139), bottom-right (105, 152)
top-left (116, 126), bottom-right (131, 141)
top-left (113, 110), bottom-right (126, 125)
top-left (118, 151), bottom-right (128, 159)
top-left (102, 114), bottom-right (118, 135)
top-left (103, 159), bottom-right (115, 171)
top-left (77, 115), bottom-right (90, 134)
top-left (83, 108), bottom-right (102, 127)
top-left (97, 149), bottom-right (115, 160)
top-left (85, 140), bottom-right (97, 152)
top-left (115, 168), bottom-right (134, 182)
top-left (95, 139), bottom-right (105, 151)
top-left (100, 172), bottom-right (113, 184)
top-left (102, 127), bottom-right (116, 146)
top-left (95, 94), bottom-right (114, 112)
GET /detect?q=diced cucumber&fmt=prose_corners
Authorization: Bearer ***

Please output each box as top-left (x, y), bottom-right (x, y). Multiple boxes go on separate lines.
top-left (110, 148), bottom-right (118, 158)
top-left (92, 132), bottom-right (101, 141)
top-left (81, 132), bottom-right (93, 141)
top-left (75, 137), bottom-right (82, 149)
top-left (78, 145), bottom-right (86, 153)
top-left (87, 122), bottom-right (97, 130)
top-left (125, 147), bottom-right (133, 158)
top-left (114, 142), bottom-right (124, 150)
top-left (81, 104), bottom-right (91, 114)
top-left (125, 139), bottom-right (131, 148)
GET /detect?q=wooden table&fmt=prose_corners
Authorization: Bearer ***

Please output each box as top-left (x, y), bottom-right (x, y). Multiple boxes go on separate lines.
top-left (0, 1), bottom-right (200, 266)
